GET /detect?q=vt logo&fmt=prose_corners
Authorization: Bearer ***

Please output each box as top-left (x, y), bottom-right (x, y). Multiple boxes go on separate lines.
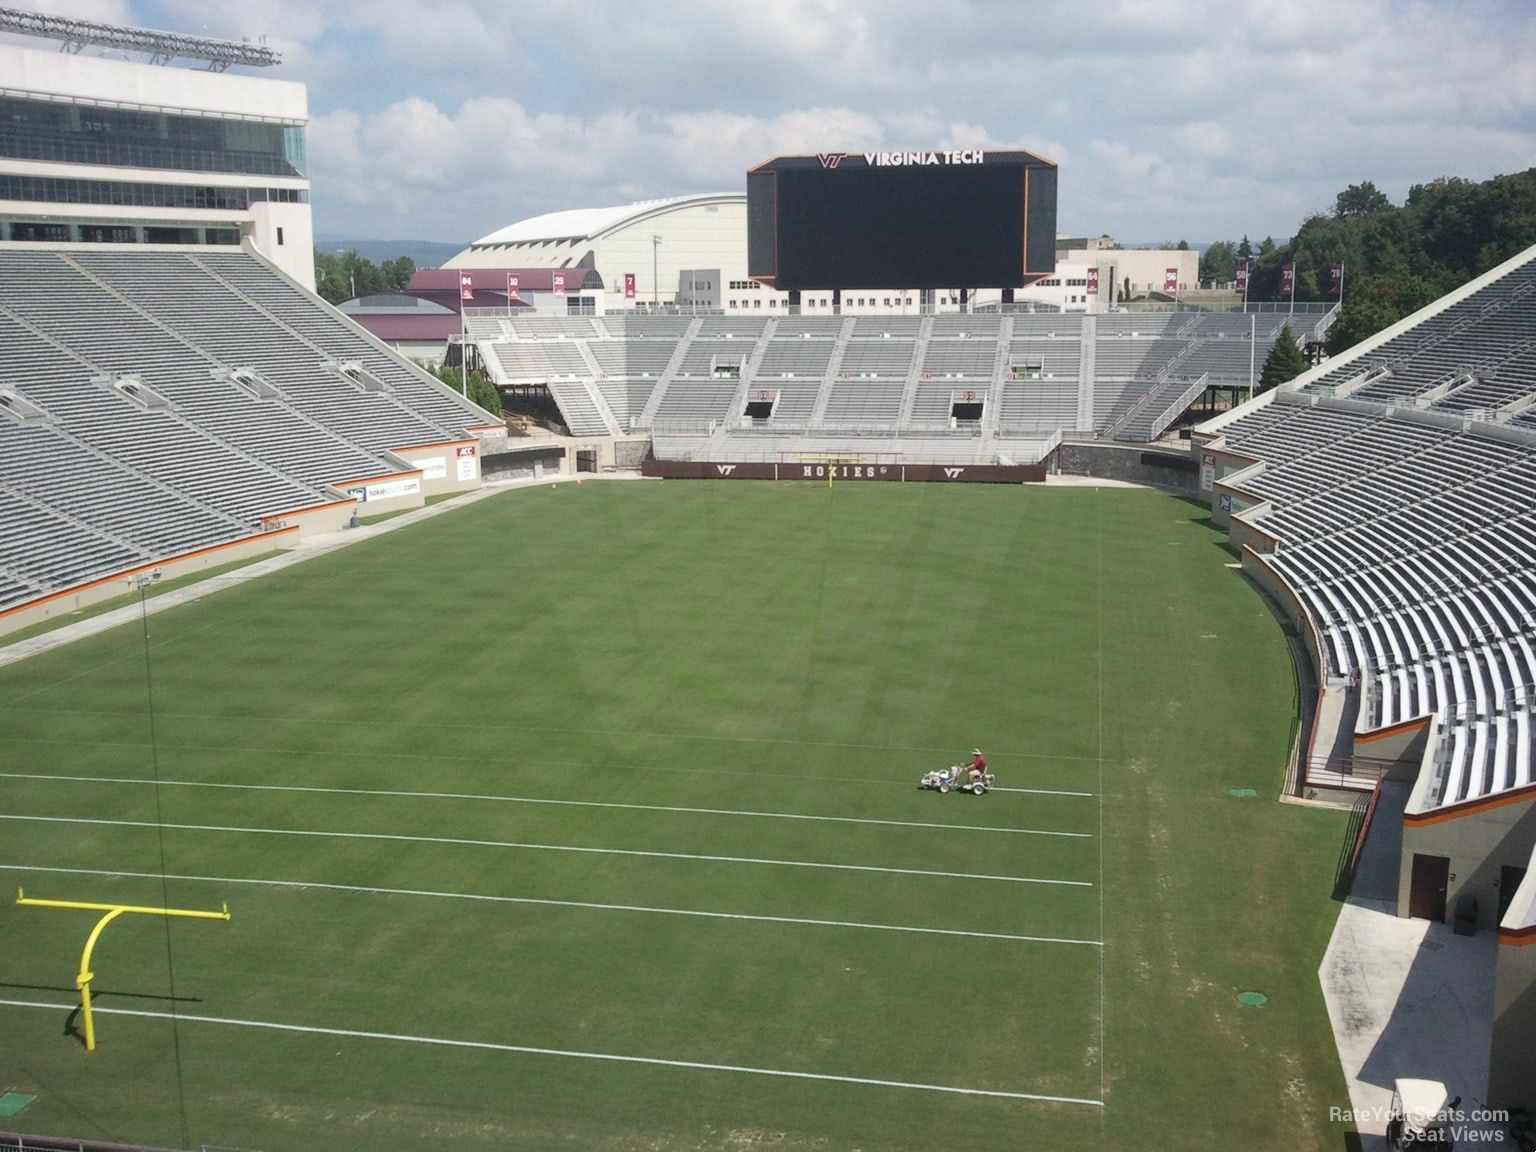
top-left (817, 152), bottom-right (848, 169)
top-left (943, 467), bottom-right (964, 478)
top-left (716, 464), bottom-right (737, 475)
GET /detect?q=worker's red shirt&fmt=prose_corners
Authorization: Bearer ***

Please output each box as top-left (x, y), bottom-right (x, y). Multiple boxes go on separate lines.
top-left (971, 755), bottom-right (987, 772)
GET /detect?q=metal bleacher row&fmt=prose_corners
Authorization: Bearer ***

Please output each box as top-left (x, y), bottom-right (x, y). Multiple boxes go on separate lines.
top-left (1301, 256), bottom-right (1536, 422)
top-left (472, 308), bottom-right (1324, 444)
top-left (1205, 246), bottom-right (1536, 812)
top-left (0, 249), bottom-right (497, 616)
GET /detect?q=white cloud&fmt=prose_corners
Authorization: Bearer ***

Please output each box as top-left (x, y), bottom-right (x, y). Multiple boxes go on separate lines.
top-left (14, 0), bottom-right (1536, 240)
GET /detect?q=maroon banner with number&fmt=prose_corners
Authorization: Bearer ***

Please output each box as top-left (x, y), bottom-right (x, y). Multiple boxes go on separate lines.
top-left (459, 273), bottom-right (474, 301)
top-left (1329, 263), bottom-right (1342, 296)
top-left (1086, 266), bottom-right (1099, 296)
top-left (1164, 268), bottom-right (1179, 293)
top-left (552, 272), bottom-right (566, 298)
top-left (506, 273), bottom-right (520, 301)
top-left (641, 460), bottom-right (1048, 484)
top-left (1235, 263), bottom-right (1248, 293)
top-left (624, 273), bottom-right (636, 299)
top-left (1282, 265), bottom-right (1294, 295)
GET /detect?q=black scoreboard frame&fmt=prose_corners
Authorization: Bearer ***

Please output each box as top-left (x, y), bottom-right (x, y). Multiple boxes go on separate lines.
top-left (747, 149), bottom-right (1057, 291)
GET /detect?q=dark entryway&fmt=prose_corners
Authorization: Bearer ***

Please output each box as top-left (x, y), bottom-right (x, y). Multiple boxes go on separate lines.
top-left (1408, 853), bottom-right (1450, 921)
top-left (576, 449), bottom-right (598, 474)
top-left (1499, 864), bottom-right (1528, 921)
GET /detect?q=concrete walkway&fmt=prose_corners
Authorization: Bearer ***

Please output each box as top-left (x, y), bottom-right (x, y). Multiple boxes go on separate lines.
top-left (1043, 473), bottom-right (1145, 488)
top-left (1319, 781), bottom-right (1509, 1147)
top-left (0, 474), bottom-right (616, 670)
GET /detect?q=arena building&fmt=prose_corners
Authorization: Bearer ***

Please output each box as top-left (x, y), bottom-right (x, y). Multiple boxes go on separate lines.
top-left (445, 193), bottom-right (1196, 319)
top-left (0, 10), bottom-right (314, 288)
top-left (444, 193), bottom-right (753, 314)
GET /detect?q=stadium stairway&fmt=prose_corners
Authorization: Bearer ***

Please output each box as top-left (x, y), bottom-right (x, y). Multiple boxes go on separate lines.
top-left (894, 317), bottom-right (935, 428)
top-left (808, 317), bottom-right (858, 426)
top-left (547, 378), bottom-right (619, 437)
top-left (1108, 372), bottom-right (1210, 442)
top-left (984, 316), bottom-right (1016, 432)
top-left (1076, 316), bottom-right (1097, 432)
top-left (722, 316), bottom-right (777, 427)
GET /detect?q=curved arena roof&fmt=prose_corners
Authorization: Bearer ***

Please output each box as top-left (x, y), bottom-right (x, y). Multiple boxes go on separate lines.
top-left (471, 193), bottom-right (741, 247)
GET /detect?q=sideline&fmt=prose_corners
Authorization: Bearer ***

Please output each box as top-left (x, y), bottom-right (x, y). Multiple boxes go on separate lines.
top-left (0, 996), bottom-right (1104, 1107)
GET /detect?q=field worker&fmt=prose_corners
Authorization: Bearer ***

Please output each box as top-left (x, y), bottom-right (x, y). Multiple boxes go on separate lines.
top-left (967, 748), bottom-right (987, 784)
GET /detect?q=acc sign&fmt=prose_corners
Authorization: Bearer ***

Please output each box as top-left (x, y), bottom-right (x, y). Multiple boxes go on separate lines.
top-left (456, 444), bottom-right (478, 482)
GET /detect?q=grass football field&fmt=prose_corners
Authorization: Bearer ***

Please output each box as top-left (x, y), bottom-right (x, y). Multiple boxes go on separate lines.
top-left (0, 480), bottom-right (1353, 1150)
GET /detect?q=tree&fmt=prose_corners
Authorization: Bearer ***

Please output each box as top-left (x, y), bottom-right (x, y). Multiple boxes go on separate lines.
top-left (1237, 235), bottom-right (1253, 261)
top-left (311, 249), bottom-right (415, 304)
top-left (1199, 240), bottom-right (1238, 283)
top-left (381, 256), bottom-right (416, 292)
top-left (1325, 275), bottom-right (1439, 356)
top-left (1258, 326), bottom-right (1307, 393)
top-left (1176, 239), bottom-right (1190, 251)
top-left (1334, 181), bottom-right (1392, 218)
top-left (1259, 236), bottom-right (1277, 256)
top-left (419, 361), bottom-right (503, 419)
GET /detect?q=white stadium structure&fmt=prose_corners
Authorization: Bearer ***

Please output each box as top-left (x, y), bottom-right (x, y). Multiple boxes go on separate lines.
top-left (0, 14), bottom-right (315, 288)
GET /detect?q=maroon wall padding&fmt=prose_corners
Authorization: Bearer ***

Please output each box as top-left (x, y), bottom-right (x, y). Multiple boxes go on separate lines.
top-left (641, 460), bottom-right (1046, 483)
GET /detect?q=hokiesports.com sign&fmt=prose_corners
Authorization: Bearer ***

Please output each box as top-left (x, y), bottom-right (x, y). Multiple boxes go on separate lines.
top-left (642, 461), bottom-right (1047, 484)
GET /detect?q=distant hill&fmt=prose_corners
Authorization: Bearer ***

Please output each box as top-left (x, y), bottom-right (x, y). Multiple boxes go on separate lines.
top-left (313, 236), bottom-right (466, 269)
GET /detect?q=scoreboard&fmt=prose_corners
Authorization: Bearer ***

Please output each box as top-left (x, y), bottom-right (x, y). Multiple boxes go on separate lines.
top-left (747, 149), bottom-right (1058, 290)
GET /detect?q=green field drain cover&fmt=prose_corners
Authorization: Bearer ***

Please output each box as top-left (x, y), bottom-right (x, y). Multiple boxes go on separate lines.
top-left (1230, 788), bottom-right (1258, 797)
top-left (0, 1093), bottom-right (35, 1117)
top-left (1236, 992), bottom-right (1268, 1007)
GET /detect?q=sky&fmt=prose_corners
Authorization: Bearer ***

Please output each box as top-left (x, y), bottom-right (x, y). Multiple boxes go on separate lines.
top-left (11, 0), bottom-right (1536, 244)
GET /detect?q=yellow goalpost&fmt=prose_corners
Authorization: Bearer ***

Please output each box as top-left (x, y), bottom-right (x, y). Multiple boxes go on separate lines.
top-left (16, 889), bottom-right (230, 1051)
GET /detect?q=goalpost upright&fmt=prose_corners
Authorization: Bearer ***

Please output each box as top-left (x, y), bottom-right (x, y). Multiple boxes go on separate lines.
top-left (16, 890), bottom-right (230, 1051)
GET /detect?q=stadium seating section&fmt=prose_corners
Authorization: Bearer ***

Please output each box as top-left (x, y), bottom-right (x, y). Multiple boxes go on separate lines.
top-left (1202, 246), bottom-right (1536, 817)
top-left (472, 307), bottom-right (1329, 448)
top-left (0, 249), bottom-right (497, 616)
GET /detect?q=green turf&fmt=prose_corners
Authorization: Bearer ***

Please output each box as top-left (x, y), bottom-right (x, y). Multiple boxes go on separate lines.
top-left (0, 481), bottom-right (1353, 1151)
top-left (358, 489), bottom-right (464, 525)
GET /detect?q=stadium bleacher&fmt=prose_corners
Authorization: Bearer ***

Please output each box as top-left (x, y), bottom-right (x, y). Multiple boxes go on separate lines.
top-left (475, 307), bottom-right (1320, 448)
top-left (1201, 244), bottom-right (1536, 818)
top-left (1215, 400), bottom-right (1536, 803)
top-left (0, 248), bottom-right (498, 618)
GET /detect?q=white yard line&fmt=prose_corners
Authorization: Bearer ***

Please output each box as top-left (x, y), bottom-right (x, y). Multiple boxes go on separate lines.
top-left (1095, 489), bottom-right (1108, 1118)
top-left (0, 814), bottom-right (1093, 887)
top-left (0, 703), bottom-right (1111, 763)
top-left (0, 748), bottom-right (1096, 796)
top-left (0, 997), bottom-right (1104, 1107)
top-left (0, 772), bottom-right (1089, 838)
top-left (0, 864), bottom-right (1102, 947)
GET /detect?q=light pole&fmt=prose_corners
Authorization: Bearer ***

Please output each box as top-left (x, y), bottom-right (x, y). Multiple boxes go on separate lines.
top-left (651, 235), bottom-right (661, 309)
top-left (130, 567), bottom-right (194, 1148)
top-left (1248, 312), bottom-right (1256, 399)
